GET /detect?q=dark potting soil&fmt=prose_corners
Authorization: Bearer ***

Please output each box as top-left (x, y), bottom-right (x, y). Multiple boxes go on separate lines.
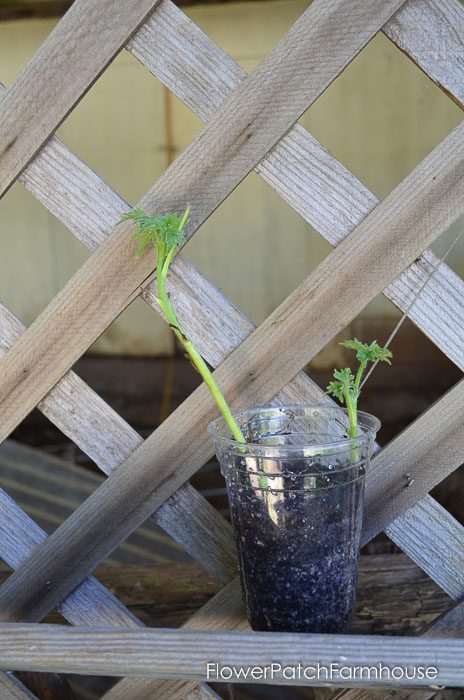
top-left (227, 460), bottom-right (365, 634)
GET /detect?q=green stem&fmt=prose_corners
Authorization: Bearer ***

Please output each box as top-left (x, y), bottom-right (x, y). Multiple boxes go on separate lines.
top-left (353, 359), bottom-right (366, 404)
top-left (341, 379), bottom-right (357, 466)
top-left (156, 255), bottom-right (246, 443)
top-left (344, 384), bottom-right (358, 439)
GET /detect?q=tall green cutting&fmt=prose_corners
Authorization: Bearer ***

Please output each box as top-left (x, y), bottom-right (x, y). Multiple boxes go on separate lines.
top-left (118, 207), bottom-right (246, 443)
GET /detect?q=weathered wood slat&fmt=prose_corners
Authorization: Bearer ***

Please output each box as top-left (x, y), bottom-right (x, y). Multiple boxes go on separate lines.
top-left (0, 450), bottom-right (220, 699)
top-left (424, 599), bottom-right (464, 639)
top-left (3, 0), bottom-right (461, 606)
top-left (97, 552), bottom-right (455, 699)
top-left (384, 0), bottom-right (464, 106)
top-left (332, 683), bottom-right (437, 699)
top-left (0, 439), bottom-right (191, 563)
top-left (0, 675), bottom-right (36, 700)
top-left (0, 318), bottom-right (231, 697)
top-left (0, 0), bottom-right (406, 441)
top-left (129, 0), bottom-right (464, 371)
top-left (0, 624), bottom-right (463, 688)
top-left (104, 550), bottom-right (459, 700)
top-left (3, 0), bottom-right (460, 612)
top-left (0, 0), bottom-right (161, 197)
top-left (0, 301), bottom-right (236, 582)
top-left (329, 535), bottom-right (464, 700)
top-left (0, 487), bottom-right (142, 628)
top-left (113, 498), bottom-right (464, 700)
top-left (108, 384), bottom-right (464, 700)
top-left (362, 378), bottom-right (464, 544)
top-left (0, 0), bottom-right (410, 628)
top-left (104, 580), bottom-right (247, 700)
top-left (0, 121), bottom-right (461, 624)
top-left (385, 495), bottom-right (464, 600)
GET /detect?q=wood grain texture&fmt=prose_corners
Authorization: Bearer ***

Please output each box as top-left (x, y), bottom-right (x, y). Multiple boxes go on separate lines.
top-left (0, 0), bottom-right (161, 197)
top-left (384, 0), bottom-right (464, 106)
top-left (385, 495), bottom-right (464, 600)
top-left (0, 307), bottom-right (226, 697)
top-left (0, 487), bottom-right (142, 628)
top-left (0, 624), bottom-right (462, 688)
top-left (103, 552), bottom-right (458, 700)
top-left (104, 553), bottom-right (459, 700)
top-left (0, 675), bottom-right (36, 700)
top-left (332, 685), bottom-right (438, 699)
top-left (0, 121), bottom-right (461, 624)
top-left (105, 582), bottom-right (248, 700)
top-left (424, 600), bottom-right (464, 639)
top-left (129, 0), bottom-right (464, 371)
top-left (328, 535), bottom-right (464, 700)
top-left (0, 301), bottom-right (237, 583)
top-left (0, 0), bottom-right (460, 688)
top-left (362, 378), bottom-right (464, 544)
top-left (0, 0), bottom-right (406, 442)
top-left (0, 0), bottom-right (414, 628)
top-left (0, 439), bottom-right (223, 699)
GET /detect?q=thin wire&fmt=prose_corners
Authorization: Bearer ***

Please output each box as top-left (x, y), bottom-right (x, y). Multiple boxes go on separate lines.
top-left (360, 228), bottom-right (464, 390)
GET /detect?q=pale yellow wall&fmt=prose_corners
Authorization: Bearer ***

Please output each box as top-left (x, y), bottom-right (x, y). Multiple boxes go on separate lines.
top-left (0, 1), bottom-right (462, 355)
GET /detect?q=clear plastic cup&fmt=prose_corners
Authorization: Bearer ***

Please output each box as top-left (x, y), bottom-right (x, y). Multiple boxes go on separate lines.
top-left (208, 405), bottom-right (380, 633)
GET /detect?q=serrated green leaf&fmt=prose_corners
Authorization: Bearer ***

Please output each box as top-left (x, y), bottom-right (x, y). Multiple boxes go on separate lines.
top-left (340, 338), bottom-right (392, 364)
top-left (118, 206), bottom-right (190, 257)
top-left (333, 367), bottom-right (355, 384)
top-left (326, 380), bottom-right (345, 403)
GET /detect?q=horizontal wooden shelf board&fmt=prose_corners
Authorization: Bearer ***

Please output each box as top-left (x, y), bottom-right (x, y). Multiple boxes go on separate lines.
top-left (0, 624), bottom-right (463, 688)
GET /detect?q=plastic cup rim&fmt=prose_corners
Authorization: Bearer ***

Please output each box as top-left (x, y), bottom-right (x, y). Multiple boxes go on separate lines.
top-left (208, 404), bottom-right (381, 453)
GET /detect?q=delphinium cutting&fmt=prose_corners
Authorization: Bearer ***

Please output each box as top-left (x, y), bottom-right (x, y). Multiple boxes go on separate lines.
top-left (118, 206), bottom-right (246, 443)
top-left (327, 338), bottom-right (392, 438)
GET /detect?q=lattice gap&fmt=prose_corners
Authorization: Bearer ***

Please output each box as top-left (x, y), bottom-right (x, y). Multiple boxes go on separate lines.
top-left (0, 0), bottom-right (462, 697)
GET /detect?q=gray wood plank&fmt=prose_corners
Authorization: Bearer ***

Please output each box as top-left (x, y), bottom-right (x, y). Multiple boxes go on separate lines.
top-left (0, 624), bottom-right (462, 688)
top-left (0, 0), bottom-right (161, 196)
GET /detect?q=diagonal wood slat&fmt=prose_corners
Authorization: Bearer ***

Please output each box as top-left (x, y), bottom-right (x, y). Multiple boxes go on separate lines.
top-left (0, 487), bottom-right (142, 628)
top-left (0, 0), bottom-right (407, 441)
top-left (0, 0), bottom-right (161, 197)
top-left (0, 306), bottom-right (233, 693)
top-left (325, 545), bottom-right (464, 700)
top-left (385, 495), bottom-right (464, 600)
top-left (0, 121), bottom-right (462, 624)
top-left (2, 0), bottom-right (460, 603)
top-left (362, 378), bottom-right (464, 543)
top-left (103, 580), bottom-right (247, 700)
top-left (0, 675), bottom-right (37, 700)
top-left (129, 0), bottom-right (464, 370)
top-left (383, 0), bottom-right (464, 107)
top-left (0, 301), bottom-right (237, 583)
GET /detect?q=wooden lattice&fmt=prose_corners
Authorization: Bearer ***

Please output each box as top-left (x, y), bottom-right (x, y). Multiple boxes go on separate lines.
top-left (0, 0), bottom-right (463, 696)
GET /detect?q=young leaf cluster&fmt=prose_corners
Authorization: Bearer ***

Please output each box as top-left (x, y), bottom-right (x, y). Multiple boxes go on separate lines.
top-left (327, 338), bottom-right (392, 437)
top-left (120, 207), bottom-right (189, 259)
